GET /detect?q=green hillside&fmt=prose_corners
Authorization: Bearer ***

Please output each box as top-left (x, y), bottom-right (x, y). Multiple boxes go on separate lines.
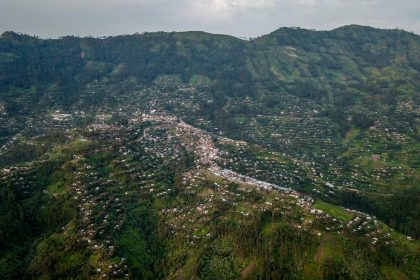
top-left (0, 26), bottom-right (419, 279)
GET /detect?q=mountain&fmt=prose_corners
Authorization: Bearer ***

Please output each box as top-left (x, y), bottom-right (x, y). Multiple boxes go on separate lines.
top-left (0, 26), bottom-right (419, 279)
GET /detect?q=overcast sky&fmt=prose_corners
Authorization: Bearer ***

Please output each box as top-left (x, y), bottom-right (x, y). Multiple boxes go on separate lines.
top-left (1, 0), bottom-right (419, 38)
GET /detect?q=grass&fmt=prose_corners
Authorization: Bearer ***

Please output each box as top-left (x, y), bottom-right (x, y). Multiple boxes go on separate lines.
top-left (387, 227), bottom-right (420, 253)
top-left (180, 249), bottom-right (202, 279)
top-left (262, 221), bottom-right (283, 237)
top-left (152, 198), bottom-right (166, 210)
top-left (234, 115), bottom-right (248, 125)
top-left (344, 127), bottom-right (361, 143)
top-left (314, 200), bottom-right (354, 222)
top-left (190, 74), bottom-right (211, 86)
top-left (380, 266), bottom-right (409, 280)
top-left (47, 180), bottom-right (68, 196)
top-left (302, 263), bottom-right (322, 280)
top-left (47, 169), bottom-right (72, 196)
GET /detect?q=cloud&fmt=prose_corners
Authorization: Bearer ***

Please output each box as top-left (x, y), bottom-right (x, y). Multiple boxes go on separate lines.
top-left (230, 0), bottom-right (275, 8)
top-left (288, 0), bottom-right (318, 6)
top-left (0, 0), bottom-right (419, 38)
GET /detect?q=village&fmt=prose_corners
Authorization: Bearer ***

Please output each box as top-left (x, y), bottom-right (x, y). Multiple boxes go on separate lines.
top-left (0, 77), bottom-right (418, 279)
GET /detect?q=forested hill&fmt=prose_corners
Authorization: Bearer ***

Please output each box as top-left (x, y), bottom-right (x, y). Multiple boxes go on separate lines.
top-left (0, 30), bottom-right (250, 102)
top-left (251, 25), bottom-right (420, 93)
top-left (1, 25), bottom-right (419, 108)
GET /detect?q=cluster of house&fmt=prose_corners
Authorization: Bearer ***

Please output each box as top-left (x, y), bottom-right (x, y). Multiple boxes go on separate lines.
top-left (0, 165), bottom-right (36, 195)
top-left (211, 167), bottom-right (292, 193)
top-left (175, 120), bottom-right (219, 168)
top-left (61, 120), bottom-right (199, 278)
top-left (218, 144), bottom-right (305, 190)
top-left (0, 78), bottom-right (417, 280)
top-left (308, 205), bottom-right (400, 247)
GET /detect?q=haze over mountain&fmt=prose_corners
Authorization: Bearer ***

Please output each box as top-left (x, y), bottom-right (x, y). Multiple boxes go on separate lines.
top-left (0, 25), bottom-right (419, 279)
top-left (2, 0), bottom-right (420, 38)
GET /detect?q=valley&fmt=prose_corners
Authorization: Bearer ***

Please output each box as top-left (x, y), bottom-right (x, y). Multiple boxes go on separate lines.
top-left (0, 26), bottom-right (419, 279)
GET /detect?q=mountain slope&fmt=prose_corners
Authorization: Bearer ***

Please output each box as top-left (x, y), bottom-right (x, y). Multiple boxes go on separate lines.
top-left (0, 26), bottom-right (419, 279)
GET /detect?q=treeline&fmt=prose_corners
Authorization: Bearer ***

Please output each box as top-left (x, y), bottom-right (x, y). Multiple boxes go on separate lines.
top-left (331, 189), bottom-right (420, 239)
top-left (0, 131), bottom-right (67, 167)
top-left (0, 31), bottom-right (252, 111)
